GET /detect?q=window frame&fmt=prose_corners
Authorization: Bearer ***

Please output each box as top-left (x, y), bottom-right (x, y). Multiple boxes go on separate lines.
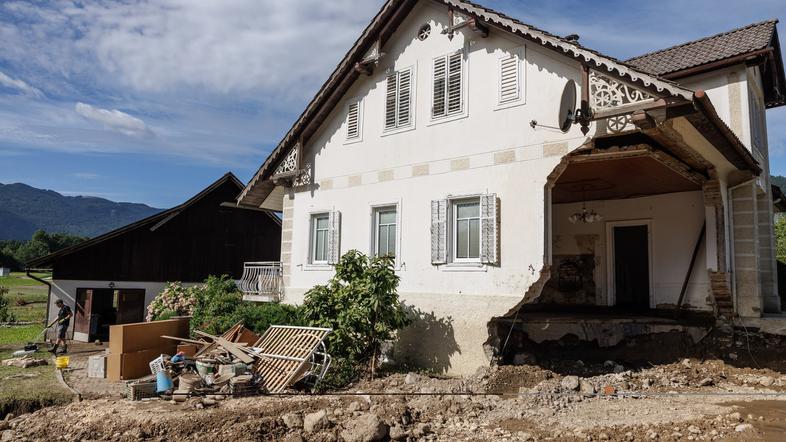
top-left (344, 96), bottom-right (364, 143)
top-left (450, 197), bottom-right (481, 263)
top-left (429, 49), bottom-right (468, 125)
top-left (382, 66), bottom-right (416, 135)
top-left (372, 205), bottom-right (399, 259)
top-left (309, 213), bottom-right (330, 265)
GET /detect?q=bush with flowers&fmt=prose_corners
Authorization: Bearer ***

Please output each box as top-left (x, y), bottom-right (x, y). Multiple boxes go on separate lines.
top-left (146, 281), bottom-right (196, 321)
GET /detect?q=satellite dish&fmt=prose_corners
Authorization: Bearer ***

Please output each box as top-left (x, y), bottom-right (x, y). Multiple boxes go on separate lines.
top-left (559, 79), bottom-right (577, 132)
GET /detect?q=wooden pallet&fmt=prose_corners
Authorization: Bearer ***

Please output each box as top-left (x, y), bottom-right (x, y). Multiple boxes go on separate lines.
top-left (252, 326), bottom-right (332, 393)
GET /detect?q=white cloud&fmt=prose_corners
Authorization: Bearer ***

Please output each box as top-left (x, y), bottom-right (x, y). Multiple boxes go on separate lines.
top-left (0, 71), bottom-right (44, 98)
top-left (71, 172), bottom-right (101, 179)
top-left (74, 102), bottom-right (152, 137)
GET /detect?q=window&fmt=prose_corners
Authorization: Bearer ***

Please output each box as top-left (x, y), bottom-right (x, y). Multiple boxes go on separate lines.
top-left (748, 87), bottom-right (766, 152)
top-left (498, 53), bottom-right (520, 104)
top-left (432, 52), bottom-right (464, 119)
top-left (452, 199), bottom-right (480, 261)
top-left (384, 68), bottom-right (413, 130)
top-left (310, 213), bottom-right (330, 263)
top-left (373, 206), bottom-right (397, 258)
top-left (346, 98), bottom-right (362, 141)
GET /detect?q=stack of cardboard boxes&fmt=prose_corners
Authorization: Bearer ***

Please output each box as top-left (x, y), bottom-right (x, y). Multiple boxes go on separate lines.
top-left (107, 317), bottom-right (190, 381)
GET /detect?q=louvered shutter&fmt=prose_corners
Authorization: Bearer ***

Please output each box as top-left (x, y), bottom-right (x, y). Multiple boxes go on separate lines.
top-left (346, 101), bottom-right (360, 139)
top-left (499, 54), bottom-right (519, 103)
top-left (397, 69), bottom-right (412, 127)
top-left (327, 210), bottom-right (341, 264)
top-left (480, 194), bottom-right (499, 264)
top-left (432, 56), bottom-right (447, 118)
top-left (385, 73), bottom-right (397, 130)
top-left (447, 52), bottom-right (463, 114)
top-left (430, 200), bottom-right (447, 264)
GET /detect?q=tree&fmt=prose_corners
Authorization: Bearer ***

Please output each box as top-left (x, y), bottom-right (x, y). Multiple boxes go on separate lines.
top-left (776, 215), bottom-right (786, 264)
top-left (301, 250), bottom-right (409, 384)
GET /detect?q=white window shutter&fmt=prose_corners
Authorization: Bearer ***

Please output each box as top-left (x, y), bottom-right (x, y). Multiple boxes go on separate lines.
top-left (432, 56), bottom-right (447, 118)
top-left (385, 73), bottom-right (398, 129)
top-left (327, 210), bottom-right (341, 264)
top-left (346, 101), bottom-right (360, 139)
top-left (447, 52), bottom-right (463, 114)
top-left (499, 54), bottom-right (519, 103)
top-left (397, 69), bottom-right (412, 127)
top-left (430, 199), bottom-right (447, 264)
top-left (480, 194), bottom-right (499, 264)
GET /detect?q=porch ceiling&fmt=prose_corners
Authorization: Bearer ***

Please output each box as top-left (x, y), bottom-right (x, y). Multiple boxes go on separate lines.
top-left (552, 156), bottom-right (702, 203)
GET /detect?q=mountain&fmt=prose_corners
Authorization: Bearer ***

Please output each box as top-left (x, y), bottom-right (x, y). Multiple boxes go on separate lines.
top-left (772, 175), bottom-right (786, 192)
top-left (0, 183), bottom-right (162, 240)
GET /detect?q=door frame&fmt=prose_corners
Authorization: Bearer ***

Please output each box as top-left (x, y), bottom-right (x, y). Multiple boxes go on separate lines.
top-left (74, 288), bottom-right (94, 342)
top-left (605, 219), bottom-right (654, 308)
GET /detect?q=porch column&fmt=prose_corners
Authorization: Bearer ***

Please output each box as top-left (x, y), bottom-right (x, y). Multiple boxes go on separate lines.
top-left (757, 188), bottom-right (781, 313)
top-left (730, 182), bottom-right (762, 317)
top-left (281, 192), bottom-right (295, 294)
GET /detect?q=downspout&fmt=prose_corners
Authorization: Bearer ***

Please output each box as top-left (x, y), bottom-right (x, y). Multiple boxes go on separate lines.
top-left (726, 179), bottom-right (759, 315)
top-left (26, 268), bottom-right (52, 326)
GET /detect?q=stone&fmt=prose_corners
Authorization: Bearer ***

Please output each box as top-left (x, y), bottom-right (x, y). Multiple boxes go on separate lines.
top-left (598, 433), bottom-right (610, 440)
top-left (728, 412), bottom-right (742, 422)
top-left (0, 423), bottom-right (7, 432)
top-left (512, 353), bottom-right (536, 365)
top-left (3, 415), bottom-right (12, 422)
top-left (735, 423), bottom-right (754, 432)
top-left (728, 353), bottom-right (738, 360)
top-left (389, 425), bottom-right (407, 441)
top-left (699, 378), bottom-right (714, 387)
top-left (304, 410), bottom-right (330, 433)
top-left (642, 378), bottom-right (653, 388)
top-left (404, 373), bottom-right (418, 385)
top-left (413, 423), bottom-right (431, 437)
top-left (613, 365), bottom-right (625, 374)
top-left (560, 376), bottom-right (580, 391)
top-left (1, 431), bottom-right (15, 442)
top-left (282, 412), bottom-right (304, 429)
top-left (602, 385), bottom-right (616, 395)
top-left (688, 425), bottom-right (701, 434)
top-left (348, 401), bottom-right (369, 412)
top-left (579, 380), bottom-right (595, 396)
top-left (282, 435), bottom-right (306, 442)
top-left (339, 413), bottom-right (389, 442)
top-left (759, 376), bottom-right (774, 387)
top-left (201, 398), bottom-right (217, 407)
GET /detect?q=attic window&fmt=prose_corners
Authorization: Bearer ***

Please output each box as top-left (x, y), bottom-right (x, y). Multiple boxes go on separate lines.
top-left (345, 98), bottom-right (362, 141)
top-left (418, 24), bottom-right (431, 41)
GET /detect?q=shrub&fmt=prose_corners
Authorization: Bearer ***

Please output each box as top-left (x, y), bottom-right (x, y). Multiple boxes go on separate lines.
top-left (0, 286), bottom-right (15, 322)
top-left (301, 250), bottom-right (409, 387)
top-left (146, 282), bottom-right (196, 321)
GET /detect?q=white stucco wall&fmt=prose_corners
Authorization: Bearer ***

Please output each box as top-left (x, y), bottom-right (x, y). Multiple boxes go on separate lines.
top-left (552, 191), bottom-right (711, 311)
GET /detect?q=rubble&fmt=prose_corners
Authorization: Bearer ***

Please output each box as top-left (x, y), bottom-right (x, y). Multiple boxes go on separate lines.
top-left (1, 356), bottom-right (48, 368)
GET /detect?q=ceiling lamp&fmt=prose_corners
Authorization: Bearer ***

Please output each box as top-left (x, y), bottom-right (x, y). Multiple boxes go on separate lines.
top-left (569, 206), bottom-right (603, 224)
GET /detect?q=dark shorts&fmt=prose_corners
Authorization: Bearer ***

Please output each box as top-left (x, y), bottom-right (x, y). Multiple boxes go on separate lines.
top-left (57, 324), bottom-right (68, 339)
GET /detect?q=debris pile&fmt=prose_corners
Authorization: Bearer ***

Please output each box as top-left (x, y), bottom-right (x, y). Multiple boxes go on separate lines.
top-left (132, 322), bottom-right (332, 401)
top-left (1, 356), bottom-right (48, 368)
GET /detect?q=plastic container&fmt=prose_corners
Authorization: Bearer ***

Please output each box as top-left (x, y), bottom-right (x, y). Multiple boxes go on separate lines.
top-left (195, 359), bottom-right (216, 377)
top-left (149, 355), bottom-right (166, 375)
top-left (55, 356), bottom-right (70, 369)
top-left (156, 371), bottom-right (174, 393)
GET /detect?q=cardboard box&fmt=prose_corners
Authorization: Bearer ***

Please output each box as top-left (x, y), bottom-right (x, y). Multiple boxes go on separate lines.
top-left (176, 343), bottom-right (201, 357)
top-left (109, 318), bottom-right (190, 355)
top-left (107, 347), bottom-right (173, 381)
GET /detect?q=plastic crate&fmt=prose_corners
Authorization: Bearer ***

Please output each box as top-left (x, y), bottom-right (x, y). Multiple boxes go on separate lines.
top-left (230, 376), bottom-right (258, 397)
top-left (149, 355), bottom-right (165, 375)
top-left (126, 380), bottom-right (158, 401)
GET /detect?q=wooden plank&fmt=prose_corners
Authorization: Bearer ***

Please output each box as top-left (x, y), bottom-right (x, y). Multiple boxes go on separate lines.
top-left (160, 335), bottom-right (207, 345)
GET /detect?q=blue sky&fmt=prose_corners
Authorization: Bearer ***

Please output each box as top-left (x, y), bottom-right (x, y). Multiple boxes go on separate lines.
top-left (0, 0), bottom-right (784, 208)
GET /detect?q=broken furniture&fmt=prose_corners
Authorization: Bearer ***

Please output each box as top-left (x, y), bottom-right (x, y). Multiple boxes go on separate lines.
top-left (252, 325), bottom-right (332, 393)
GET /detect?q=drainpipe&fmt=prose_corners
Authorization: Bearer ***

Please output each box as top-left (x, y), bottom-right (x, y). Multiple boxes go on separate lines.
top-left (726, 179), bottom-right (759, 315)
top-left (25, 268), bottom-right (52, 326)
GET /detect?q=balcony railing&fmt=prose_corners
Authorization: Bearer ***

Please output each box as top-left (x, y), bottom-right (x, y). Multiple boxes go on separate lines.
top-left (238, 261), bottom-right (283, 302)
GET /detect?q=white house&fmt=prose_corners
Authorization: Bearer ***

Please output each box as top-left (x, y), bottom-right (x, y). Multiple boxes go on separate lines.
top-left (237, 0), bottom-right (785, 375)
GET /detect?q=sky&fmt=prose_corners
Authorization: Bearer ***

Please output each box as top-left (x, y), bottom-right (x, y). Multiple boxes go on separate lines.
top-left (0, 0), bottom-right (784, 208)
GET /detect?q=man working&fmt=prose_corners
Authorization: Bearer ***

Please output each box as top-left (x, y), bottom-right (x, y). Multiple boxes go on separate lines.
top-left (48, 299), bottom-right (72, 355)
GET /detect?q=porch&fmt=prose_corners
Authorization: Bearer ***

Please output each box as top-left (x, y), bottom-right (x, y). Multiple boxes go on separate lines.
top-left (238, 261), bottom-right (284, 302)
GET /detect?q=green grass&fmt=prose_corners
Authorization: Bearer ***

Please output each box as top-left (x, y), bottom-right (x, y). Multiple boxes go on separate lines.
top-left (0, 325), bottom-right (46, 346)
top-left (0, 349), bottom-right (72, 418)
top-left (0, 272), bottom-right (50, 288)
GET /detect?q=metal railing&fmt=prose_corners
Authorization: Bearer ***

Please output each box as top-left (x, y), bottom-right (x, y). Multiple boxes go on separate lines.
top-left (238, 261), bottom-right (283, 302)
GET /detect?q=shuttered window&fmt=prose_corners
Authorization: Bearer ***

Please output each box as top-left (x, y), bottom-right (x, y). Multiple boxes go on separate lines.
top-left (346, 100), bottom-right (361, 140)
top-left (311, 214), bottom-right (330, 264)
top-left (430, 194), bottom-right (499, 266)
top-left (384, 68), bottom-right (413, 130)
top-left (432, 52), bottom-right (464, 118)
top-left (499, 54), bottom-right (520, 104)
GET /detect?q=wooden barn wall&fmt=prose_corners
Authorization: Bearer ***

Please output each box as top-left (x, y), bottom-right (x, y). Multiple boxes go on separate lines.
top-left (51, 180), bottom-right (281, 282)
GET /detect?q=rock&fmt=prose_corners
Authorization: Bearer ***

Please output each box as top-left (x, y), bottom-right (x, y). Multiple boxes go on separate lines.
top-left (339, 413), bottom-right (388, 442)
top-left (404, 373), bottom-right (418, 385)
top-left (642, 378), bottom-right (653, 388)
top-left (735, 423), bottom-right (754, 432)
top-left (688, 425), bottom-right (701, 434)
top-left (560, 376), bottom-right (580, 391)
top-left (603, 360), bottom-right (616, 367)
top-left (699, 377), bottom-right (714, 387)
top-left (282, 435), bottom-right (306, 442)
top-left (3, 415), bottom-right (12, 422)
top-left (282, 412), bottom-right (304, 429)
top-left (579, 380), bottom-right (595, 396)
top-left (201, 398), bottom-right (217, 407)
top-left (389, 425), bottom-right (407, 441)
top-left (598, 433), bottom-right (610, 440)
top-left (728, 353), bottom-right (738, 360)
top-left (512, 352), bottom-right (536, 365)
top-left (728, 412), bottom-right (742, 422)
top-left (602, 385), bottom-right (616, 395)
top-left (0, 423), bottom-right (6, 432)
top-left (413, 423), bottom-right (431, 437)
top-left (1, 431), bottom-right (15, 442)
top-left (348, 401), bottom-right (369, 412)
top-left (613, 365), bottom-right (625, 374)
top-left (759, 376), bottom-right (774, 387)
top-left (304, 410), bottom-right (330, 433)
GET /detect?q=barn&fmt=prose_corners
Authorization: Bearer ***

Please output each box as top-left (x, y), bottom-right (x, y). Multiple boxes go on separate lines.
top-left (28, 173), bottom-right (281, 342)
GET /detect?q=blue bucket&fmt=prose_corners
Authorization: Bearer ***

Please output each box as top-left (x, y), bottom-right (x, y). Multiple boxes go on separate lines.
top-left (156, 371), bottom-right (173, 393)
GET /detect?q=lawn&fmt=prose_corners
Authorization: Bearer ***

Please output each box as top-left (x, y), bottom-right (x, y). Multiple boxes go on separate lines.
top-left (0, 325), bottom-right (46, 347)
top-left (0, 349), bottom-right (72, 418)
top-left (1, 272), bottom-right (49, 324)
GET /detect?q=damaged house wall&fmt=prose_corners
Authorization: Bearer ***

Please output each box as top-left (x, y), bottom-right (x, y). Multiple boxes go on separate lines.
top-left (549, 191), bottom-right (711, 310)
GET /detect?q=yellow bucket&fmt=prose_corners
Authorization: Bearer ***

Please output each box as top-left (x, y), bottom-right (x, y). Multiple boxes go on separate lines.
top-left (55, 356), bottom-right (69, 369)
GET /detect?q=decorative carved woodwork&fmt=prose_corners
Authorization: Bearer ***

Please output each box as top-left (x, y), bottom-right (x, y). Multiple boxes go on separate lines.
top-left (589, 71), bottom-right (654, 110)
top-left (442, 7), bottom-right (488, 40)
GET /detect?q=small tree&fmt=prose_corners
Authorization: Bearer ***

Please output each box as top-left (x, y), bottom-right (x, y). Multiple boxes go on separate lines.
top-left (301, 250), bottom-right (409, 383)
top-left (0, 286), bottom-right (15, 323)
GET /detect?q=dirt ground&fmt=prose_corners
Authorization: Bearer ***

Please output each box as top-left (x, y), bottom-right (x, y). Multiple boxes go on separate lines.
top-left (3, 357), bottom-right (786, 441)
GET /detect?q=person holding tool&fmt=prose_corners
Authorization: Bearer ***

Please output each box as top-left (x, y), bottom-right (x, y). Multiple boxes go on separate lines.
top-left (48, 299), bottom-right (72, 355)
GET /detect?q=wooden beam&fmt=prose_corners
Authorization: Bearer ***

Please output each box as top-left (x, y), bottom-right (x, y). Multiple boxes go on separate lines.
top-left (442, 7), bottom-right (488, 40)
top-left (578, 65), bottom-right (591, 135)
